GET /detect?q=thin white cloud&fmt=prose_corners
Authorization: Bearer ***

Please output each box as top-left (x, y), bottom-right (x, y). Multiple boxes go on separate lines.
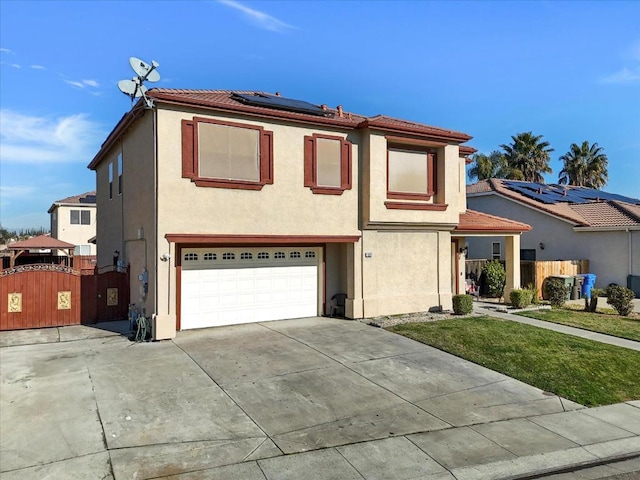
top-left (0, 48), bottom-right (14, 54)
top-left (0, 185), bottom-right (36, 200)
top-left (64, 78), bottom-right (100, 89)
top-left (601, 67), bottom-right (640, 84)
top-left (11, 64), bottom-right (20, 69)
top-left (0, 110), bottom-right (104, 164)
top-left (30, 64), bottom-right (46, 70)
top-left (218, 0), bottom-right (295, 32)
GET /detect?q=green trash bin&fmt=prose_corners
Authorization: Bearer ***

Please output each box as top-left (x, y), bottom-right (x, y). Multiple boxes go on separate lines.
top-left (546, 275), bottom-right (575, 300)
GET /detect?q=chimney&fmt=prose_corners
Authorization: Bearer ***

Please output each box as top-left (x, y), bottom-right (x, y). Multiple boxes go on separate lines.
top-left (337, 105), bottom-right (343, 118)
top-left (275, 92), bottom-right (281, 97)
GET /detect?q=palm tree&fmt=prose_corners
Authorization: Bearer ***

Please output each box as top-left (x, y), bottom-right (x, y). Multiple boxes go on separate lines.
top-left (468, 150), bottom-right (525, 181)
top-left (500, 132), bottom-right (554, 183)
top-left (558, 141), bottom-right (608, 189)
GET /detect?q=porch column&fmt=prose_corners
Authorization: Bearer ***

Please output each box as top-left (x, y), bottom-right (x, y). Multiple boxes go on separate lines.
top-left (346, 241), bottom-right (364, 319)
top-left (504, 234), bottom-right (521, 300)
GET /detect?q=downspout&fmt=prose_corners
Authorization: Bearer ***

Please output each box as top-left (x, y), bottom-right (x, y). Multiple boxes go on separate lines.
top-left (153, 107), bottom-right (160, 319)
top-left (629, 228), bottom-right (632, 277)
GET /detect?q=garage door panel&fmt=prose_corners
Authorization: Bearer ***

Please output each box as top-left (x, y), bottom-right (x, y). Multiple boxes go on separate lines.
top-left (181, 248), bottom-right (319, 329)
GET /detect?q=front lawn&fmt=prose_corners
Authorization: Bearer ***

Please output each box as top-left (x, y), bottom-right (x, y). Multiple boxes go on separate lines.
top-left (516, 308), bottom-right (640, 342)
top-left (388, 316), bottom-right (640, 406)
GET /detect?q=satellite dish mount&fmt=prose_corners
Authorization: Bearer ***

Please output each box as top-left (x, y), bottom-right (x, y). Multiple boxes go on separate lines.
top-left (118, 57), bottom-right (160, 109)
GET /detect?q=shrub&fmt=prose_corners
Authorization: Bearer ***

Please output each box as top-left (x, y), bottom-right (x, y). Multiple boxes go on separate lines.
top-left (585, 288), bottom-right (604, 312)
top-left (545, 278), bottom-right (570, 307)
top-left (525, 283), bottom-right (539, 304)
top-left (510, 289), bottom-right (532, 308)
top-left (481, 260), bottom-right (506, 298)
top-left (606, 285), bottom-right (635, 316)
top-left (452, 294), bottom-right (474, 315)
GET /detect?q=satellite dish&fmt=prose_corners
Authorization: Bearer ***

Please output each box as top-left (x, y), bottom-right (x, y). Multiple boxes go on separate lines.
top-left (117, 57), bottom-right (161, 109)
top-left (129, 57), bottom-right (160, 82)
top-left (118, 79), bottom-right (148, 98)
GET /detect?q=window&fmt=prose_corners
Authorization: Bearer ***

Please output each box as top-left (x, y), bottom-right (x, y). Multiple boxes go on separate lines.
top-left (492, 242), bottom-right (501, 260)
top-left (204, 253), bottom-right (217, 261)
top-left (290, 251), bottom-right (301, 258)
top-left (387, 147), bottom-right (436, 200)
top-left (521, 249), bottom-right (536, 261)
top-left (274, 252), bottom-right (286, 259)
top-left (108, 162), bottom-right (114, 199)
top-left (184, 253), bottom-right (198, 261)
top-left (304, 134), bottom-right (352, 194)
top-left (240, 252), bottom-right (253, 260)
top-left (222, 252), bottom-right (235, 260)
top-left (305, 251), bottom-right (316, 258)
top-left (182, 117), bottom-right (273, 190)
top-left (118, 153), bottom-right (123, 195)
top-left (257, 252), bottom-right (269, 259)
top-left (70, 210), bottom-right (90, 225)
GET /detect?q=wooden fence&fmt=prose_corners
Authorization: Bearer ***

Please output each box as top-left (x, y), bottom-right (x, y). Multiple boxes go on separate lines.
top-left (1, 264), bottom-right (129, 331)
top-left (465, 259), bottom-right (589, 300)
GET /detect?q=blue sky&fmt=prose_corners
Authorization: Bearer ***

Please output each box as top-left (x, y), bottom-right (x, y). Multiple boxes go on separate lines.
top-left (1, 0), bottom-right (639, 229)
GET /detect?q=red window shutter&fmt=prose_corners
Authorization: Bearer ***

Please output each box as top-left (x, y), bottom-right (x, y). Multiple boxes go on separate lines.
top-left (303, 136), bottom-right (315, 187)
top-left (428, 153), bottom-right (436, 196)
top-left (260, 130), bottom-right (274, 184)
top-left (181, 120), bottom-right (195, 179)
top-left (341, 139), bottom-right (352, 190)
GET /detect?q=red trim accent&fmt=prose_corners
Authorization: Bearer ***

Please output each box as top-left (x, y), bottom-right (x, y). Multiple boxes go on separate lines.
top-left (181, 117), bottom-right (274, 190)
top-left (165, 234), bottom-right (361, 244)
top-left (303, 134), bottom-right (352, 195)
top-left (387, 192), bottom-right (433, 201)
top-left (385, 135), bottom-right (447, 148)
top-left (181, 120), bottom-right (195, 179)
top-left (384, 202), bottom-right (448, 211)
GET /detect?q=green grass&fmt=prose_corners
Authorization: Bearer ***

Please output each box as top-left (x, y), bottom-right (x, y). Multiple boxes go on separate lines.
top-left (388, 316), bottom-right (640, 406)
top-left (516, 308), bottom-right (640, 342)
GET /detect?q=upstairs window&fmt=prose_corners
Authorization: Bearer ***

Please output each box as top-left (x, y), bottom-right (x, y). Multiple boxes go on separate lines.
top-left (492, 242), bottom-right (501, 260)
top-left (117, 153), bottom-right (123, 195)
top-left (70, 210), bottom-right (91, 225)
top-left (108, 162), bottom-right (114, 199)
top-left (182, 117), bottom-right (273, 190)
top-left (387, 146), bottom-right (436, 200)
top-left (304, 134), bottom-right (352, 195)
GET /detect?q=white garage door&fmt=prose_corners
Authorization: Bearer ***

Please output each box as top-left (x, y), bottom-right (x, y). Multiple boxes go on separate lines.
top-left (181, 247), bottom-right (320, 329)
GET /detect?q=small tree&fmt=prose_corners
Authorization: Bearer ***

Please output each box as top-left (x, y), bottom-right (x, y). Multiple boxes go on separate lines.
top-left (482, 260), bottom-right (506, 298)
top-left (606, 285), bottom-right (635, 316)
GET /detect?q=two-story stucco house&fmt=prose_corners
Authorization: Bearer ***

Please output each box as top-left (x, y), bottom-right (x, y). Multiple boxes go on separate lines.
top-left (88, 89), bottom-right (530, 339)
top-left (48, 192), bottom-right (97, 255)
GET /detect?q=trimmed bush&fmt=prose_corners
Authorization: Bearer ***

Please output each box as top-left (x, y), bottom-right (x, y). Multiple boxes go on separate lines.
top-left (525, 283), bottom-right (540, 305)
top-left (545, 278), bottom-right (570, 307)
top-left (606, 285), bottom-right (635, 316)
top-left (482, 260), bottom-right (506, 298)
top-left (452, 294), bottom-right (474, 315)
top-left (510, 289), bottom-right (533, 309)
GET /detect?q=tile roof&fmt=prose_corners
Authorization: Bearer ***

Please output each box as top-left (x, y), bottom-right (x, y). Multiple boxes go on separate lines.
top-left (90, 88), bottom-right (475, 169)
top-left (456, 209), bottom-right (532, 233)
top-left (52, 191), bottom-right (96, 205)
top-left (467, 179), bottom-right (640, 228)
top-left (8, 234), bottom-right (76, 250)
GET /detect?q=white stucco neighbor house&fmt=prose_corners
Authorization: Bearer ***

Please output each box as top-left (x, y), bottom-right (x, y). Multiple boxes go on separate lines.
top-left (48, 191), bottom-right (97, 256)
top-left (466, 179), bottom-right (640, 293)
top-left (88, 89), bottom-right (531, 339)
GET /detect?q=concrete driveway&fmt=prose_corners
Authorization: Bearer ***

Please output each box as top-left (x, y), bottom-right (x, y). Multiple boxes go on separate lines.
top-left (1, 317), bottom-right (638, 479)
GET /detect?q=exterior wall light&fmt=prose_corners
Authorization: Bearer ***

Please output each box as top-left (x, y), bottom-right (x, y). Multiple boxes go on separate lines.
top-left (539, 243), bottom-right (545, 250)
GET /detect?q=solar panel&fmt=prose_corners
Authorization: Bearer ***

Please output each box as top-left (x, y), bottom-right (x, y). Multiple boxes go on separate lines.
top-left (232, 93), bottom-right (332, 117)
top-left (80, 195), bottom-right (96, 204)
top-left (503, 181), bottom-right (639, 205)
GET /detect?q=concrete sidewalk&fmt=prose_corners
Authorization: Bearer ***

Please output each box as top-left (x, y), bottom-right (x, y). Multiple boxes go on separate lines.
top-left (1, 318), bottom-right (639, 480)
top-left (473, 301), bottom-right (640, 352)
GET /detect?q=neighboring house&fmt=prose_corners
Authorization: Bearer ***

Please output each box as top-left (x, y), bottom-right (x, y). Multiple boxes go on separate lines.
top-left (48, 192), bottom-right (97, 255)
top-left (467, 179), bottom-right (640, 290)
top-left (88, 89), bottom-right (530, 339)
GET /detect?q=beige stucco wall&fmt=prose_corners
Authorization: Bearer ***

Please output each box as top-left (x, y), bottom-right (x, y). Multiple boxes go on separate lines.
top-left (50, 204), bottom-right (96, 254)
top-left (359, 229), bottom-right (452, 316)
top-left (96, 111), bottom-right (157, 316)
top-left (467, 194), bottom-right (637, 288)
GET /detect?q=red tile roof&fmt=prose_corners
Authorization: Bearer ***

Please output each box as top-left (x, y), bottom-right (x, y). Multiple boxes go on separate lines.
top-left (8, 235), bottom-right (76, 250)
top-left (90, 88), bottom-right (475, 169)
top-left (456, 209), bottom-right (532, 233)
top-left (467, 179), bottom-right (640, 228)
